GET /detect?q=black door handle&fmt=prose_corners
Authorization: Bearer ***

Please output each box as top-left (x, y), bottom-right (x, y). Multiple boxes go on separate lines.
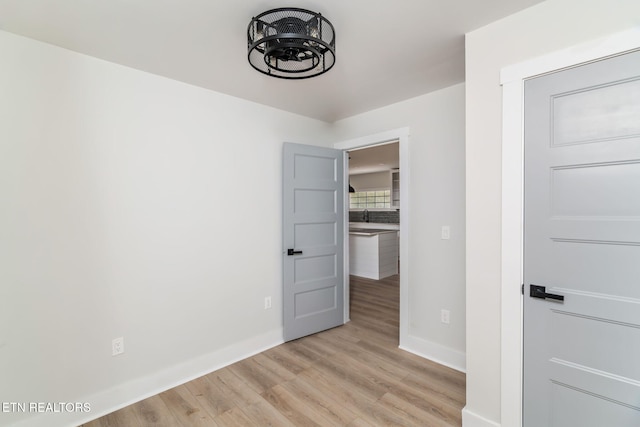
top-left (529, 284), bottom-right (564, 301)
top-left (287, 249), bottom-right (303, 256)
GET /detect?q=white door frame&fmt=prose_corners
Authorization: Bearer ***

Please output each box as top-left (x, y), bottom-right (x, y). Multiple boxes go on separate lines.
top-left (334, 127), bottom-right (410, 345)
top-left (500, 28), bottom-right (640, 427)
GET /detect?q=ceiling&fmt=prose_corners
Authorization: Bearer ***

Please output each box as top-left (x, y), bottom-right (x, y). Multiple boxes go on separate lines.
top-left (349, 142), bottom-right (399, 175)
top-left (0, 0), bottom-right (543, 122)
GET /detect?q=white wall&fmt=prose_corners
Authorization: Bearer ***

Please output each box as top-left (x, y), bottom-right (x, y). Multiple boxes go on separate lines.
top-left (465, 0), bottom-right (640, 425)
top-left (0, 30), bottom-right (333, 427)
top-left (333, 84), bottom-right (467, 368)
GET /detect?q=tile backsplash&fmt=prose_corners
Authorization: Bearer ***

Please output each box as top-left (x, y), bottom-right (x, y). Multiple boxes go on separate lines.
top-left (349, 210), bottom-right (399, 224)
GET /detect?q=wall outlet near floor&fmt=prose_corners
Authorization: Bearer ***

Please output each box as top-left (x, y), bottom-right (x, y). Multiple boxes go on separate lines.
top-left (441, 309), bottom-right (450, 325)
top-left (112, 337), bottom-right (124, 356)
top-left (264, 296), bottom-right (272, 310)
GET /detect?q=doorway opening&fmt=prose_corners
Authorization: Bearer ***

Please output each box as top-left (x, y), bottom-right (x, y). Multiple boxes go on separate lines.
top-left (347, 141), bottom-right (401, 340)
top-left (334, 127), bottom-right (410, 348)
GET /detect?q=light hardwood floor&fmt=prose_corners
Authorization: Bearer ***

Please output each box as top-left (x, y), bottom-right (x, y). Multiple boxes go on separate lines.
top-left (82, 274), bottom-right (466, 426)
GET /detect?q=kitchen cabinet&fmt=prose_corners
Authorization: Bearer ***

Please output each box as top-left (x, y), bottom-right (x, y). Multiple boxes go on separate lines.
top-left (349, 228), bottom-right (398, 280)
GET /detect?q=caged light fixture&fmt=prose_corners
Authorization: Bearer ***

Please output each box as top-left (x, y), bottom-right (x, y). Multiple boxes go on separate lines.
top-left (247, 8), bottom-right (336, 79)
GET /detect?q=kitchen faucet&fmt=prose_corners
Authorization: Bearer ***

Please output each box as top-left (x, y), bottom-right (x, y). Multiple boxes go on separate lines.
top-left (363, 209), bottom-right (369, 223)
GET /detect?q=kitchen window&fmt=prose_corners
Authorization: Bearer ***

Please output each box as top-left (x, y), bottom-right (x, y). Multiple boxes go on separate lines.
top-left (349, 190), bottom-right (391, 209)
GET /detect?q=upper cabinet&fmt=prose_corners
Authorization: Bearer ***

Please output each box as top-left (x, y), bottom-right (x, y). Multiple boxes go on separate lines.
top-left (391, 169), bottom-right (400, 209)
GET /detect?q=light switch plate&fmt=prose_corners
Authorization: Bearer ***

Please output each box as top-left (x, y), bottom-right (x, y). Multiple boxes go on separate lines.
top-left (112, 337), bottom-right (124, 356)
top-left (441, 309), bottom-right (450, 324)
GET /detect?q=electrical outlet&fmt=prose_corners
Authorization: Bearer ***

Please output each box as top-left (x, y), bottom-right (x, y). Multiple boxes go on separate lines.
top-left (264, 296), bottom-right (272, 310)
top-left (441, 226), bottom-right (451, 240)
top-left (441, 309), bottom-right (450, 325)
top-left (112, 337), bottom-right (124, 356)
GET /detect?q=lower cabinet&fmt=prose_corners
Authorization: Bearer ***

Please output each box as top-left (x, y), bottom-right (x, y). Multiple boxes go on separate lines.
top-left (349, 230), bottom-right (398, 280)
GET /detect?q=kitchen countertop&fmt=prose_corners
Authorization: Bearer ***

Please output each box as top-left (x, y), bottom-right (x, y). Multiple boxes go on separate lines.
top-left (349, 222), bottom-right (399, 230)
top-left (349, 228), bottom-right (398, 236)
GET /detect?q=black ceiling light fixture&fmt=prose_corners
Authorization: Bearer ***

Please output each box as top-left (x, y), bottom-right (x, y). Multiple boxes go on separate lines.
top-left (247, 8), bottom-right (335, 79)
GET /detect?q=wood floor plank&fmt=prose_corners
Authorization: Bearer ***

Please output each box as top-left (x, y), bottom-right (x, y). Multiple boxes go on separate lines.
top-left (312, 352), bottom-right (390, 402)
top-left (295, 333), bottom-right (339, 358)
top-left (237, 400), bottom-right (296, 427)
top-left (251, 353), bottom-right (297, 382)
top-left (227, 357), bottom-right (283, 395)
top-left (202, 368), bottom-right (263, 408)
top-left (372, 392), bottom-right (454, 427)
top-left (278, 339), bottom-right (329, 365)
top-left (313, 332), bottom-right (410, 380)
top-left (297, 367), bottom-right (379, 417)
top-left (210, 407), bottom-right (254, 427)
top-left (357, 338), bottom-right (466, 389)
top-left (260, 384), bottom-right (331, 427)
top-left (83, 272), bottom-right (465, 426)
top-left (341, 319), bottom-right (398, 347)
top-left (401, 370), bottom-right (466, 409)
top-left (346, 417), bottom-right (377, 427)
top-left (279, 376), bottom-right (359, 426)
top-left (317, 321), bottom-right (360, 343)
top-left (386, 376), bottom-right (464, 425)
top-left (81, 404), bottom-right (142, 427)
top-left (159, 385), bottom-right (218, 427)
top-left (261, 344), bottom-right (311, 375)
top-left (132, 395), bottom-right (181, 427)
top-left (184, 376), bottom-right (235, 419)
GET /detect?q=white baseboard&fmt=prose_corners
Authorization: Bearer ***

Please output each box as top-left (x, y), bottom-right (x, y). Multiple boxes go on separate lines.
top-left (462, 407), bottom-right (501, 427)
top-left (400, 334), bottom-right (466, 373)
top-left (13, 329), bottom-right (284, 427)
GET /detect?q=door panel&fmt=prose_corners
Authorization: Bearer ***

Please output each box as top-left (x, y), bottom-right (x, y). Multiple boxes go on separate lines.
top-left (550, 384), bottom-right (640, 427)
top-left (551, 76), bottom-right (640, 145)
top-left (523, 50), bottom-right (640, 426)
top-left (283, 142), bottom-right (344, 341)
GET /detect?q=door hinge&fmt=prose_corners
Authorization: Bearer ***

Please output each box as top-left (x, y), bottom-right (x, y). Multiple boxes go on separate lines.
top-left (521, 284), bottom-right (524, 295)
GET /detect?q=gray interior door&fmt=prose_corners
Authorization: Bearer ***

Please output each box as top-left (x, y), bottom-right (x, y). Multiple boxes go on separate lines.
top-left (523, 50), bottom-right (640, 426)
top-left (283, 142), bottom-right (344, 342)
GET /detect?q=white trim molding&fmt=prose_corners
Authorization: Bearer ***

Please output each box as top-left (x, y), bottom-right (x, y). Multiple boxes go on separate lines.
top-left (462, 408), bottom-right (502, 427)
top-left (499, 27), bottom-right (640, 427)
top-left (400, 335), bottom-right (466, 373)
